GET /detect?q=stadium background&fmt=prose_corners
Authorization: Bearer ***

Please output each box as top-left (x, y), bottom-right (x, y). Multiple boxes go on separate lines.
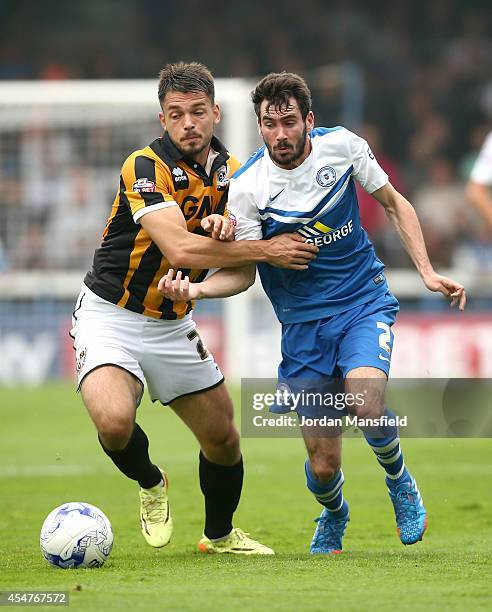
top-left (1, 0), bottom-right (492, 383)
top-left (0, 2), bottom-right (491, 611)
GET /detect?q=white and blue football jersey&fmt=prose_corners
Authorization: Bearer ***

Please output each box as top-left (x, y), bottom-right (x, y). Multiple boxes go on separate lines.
top-left (228, 127), bottom-right (393, 323)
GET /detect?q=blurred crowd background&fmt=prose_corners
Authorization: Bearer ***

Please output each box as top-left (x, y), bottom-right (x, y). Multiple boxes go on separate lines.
top-left (1, 0), bottom-right (492, 272)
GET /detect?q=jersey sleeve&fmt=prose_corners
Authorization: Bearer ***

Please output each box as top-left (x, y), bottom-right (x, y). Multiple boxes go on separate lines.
top-left (470, 131), bottom-right (492, 185)
top-left (227, 176), bottom-right (263, 241)
top-left (120, 154), bottom-right (177, 223)
top-left (347, 129), bottom-right (389, 194)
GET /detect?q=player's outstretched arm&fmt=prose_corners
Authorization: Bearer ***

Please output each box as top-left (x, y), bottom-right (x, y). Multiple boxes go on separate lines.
top-left (373, 182), bottom-right (466, 310)
top-left (158, 266), bottom-right (256, 301)
top-left (140, 207), bottom-right (318, 270)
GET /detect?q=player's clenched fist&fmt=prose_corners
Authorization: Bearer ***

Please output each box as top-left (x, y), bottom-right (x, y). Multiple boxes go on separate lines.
top-left (158, 269), bottom-right (202, 301)
top-left (264, 233), bottom-right (319, 270)
top-left (201, 214), bottom-right (235, 241)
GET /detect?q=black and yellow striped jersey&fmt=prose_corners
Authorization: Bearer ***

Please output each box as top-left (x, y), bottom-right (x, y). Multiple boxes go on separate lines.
top-left (84, 132), bottom-right (240, 319)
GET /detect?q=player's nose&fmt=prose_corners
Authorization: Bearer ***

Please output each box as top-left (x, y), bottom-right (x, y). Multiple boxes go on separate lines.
top-left (183, 113), bottom-right (195, 129)
top-left (275, 128), bottom-right (288, 141)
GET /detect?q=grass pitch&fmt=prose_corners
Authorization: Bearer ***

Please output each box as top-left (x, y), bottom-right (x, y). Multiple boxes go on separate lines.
top-left (0, 383), bottom-right (491, 611)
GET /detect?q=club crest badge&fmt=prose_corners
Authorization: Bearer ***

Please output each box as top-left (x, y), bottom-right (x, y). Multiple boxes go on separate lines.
top-left (76, 348), bottom-right (87, 373)
top-left (316, 166), bottom-right (337, 188)
top-left (216, 165), bottom-right (229, 191)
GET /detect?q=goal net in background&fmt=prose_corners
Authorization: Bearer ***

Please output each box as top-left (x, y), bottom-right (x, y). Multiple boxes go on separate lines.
top-left (0, 75), bottom-right (490, 385)
top-left (0, 78), bottom-right (257, 385)
top-left (0, 79), bottom-right (256, 272)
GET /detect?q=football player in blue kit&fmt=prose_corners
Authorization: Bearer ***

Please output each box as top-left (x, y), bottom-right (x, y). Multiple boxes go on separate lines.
top-left (159, 72), bottom-right (466, 554)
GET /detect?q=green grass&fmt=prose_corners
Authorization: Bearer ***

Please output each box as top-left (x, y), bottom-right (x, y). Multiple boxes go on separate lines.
top-left (0, 383), bottom-right (491, 611)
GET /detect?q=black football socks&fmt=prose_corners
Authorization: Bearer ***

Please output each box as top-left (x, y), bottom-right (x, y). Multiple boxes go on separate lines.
top-left (199, 451), bottom-right (244, 540)
top-left (99, 423), bottom-right (162, 489)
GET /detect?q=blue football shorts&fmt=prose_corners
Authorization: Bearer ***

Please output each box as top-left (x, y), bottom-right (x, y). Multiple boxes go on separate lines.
top-left (272, 292), bottom-right (399, 417)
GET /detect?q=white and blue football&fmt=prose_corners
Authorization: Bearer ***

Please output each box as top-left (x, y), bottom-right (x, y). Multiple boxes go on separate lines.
top-left (40, 502), bottom-right (113, 569)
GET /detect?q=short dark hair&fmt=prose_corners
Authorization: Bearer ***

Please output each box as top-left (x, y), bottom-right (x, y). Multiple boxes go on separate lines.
top-left (158, 62), bottom-right (215, 106)
top-left (251, 72), bottom-right (312, 121)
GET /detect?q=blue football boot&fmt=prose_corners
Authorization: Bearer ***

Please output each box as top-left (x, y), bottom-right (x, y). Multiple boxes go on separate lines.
top-left (310, 507), bottom-right (350, 554)
top-left (387, 477), bottom-right (427, 545)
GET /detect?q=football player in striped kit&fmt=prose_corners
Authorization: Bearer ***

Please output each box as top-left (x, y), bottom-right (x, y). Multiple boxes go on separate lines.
top-left (72, 63), bottom-right (318, 556)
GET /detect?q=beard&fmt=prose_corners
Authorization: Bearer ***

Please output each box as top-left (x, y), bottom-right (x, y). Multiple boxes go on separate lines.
top-left (176, 135), bottom-right (209, 158)
top-left (267, 127), bottom-right (308, 168)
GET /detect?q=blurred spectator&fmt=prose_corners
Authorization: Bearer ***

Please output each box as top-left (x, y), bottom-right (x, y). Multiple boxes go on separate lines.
top-left (19, 126), bottom-right (73, 226)
top-left (13, 221), bottom-right (48, 269)
top-left (356, 123), bottom-right (409, 267)
top-left (357, 123), bottom-right (405, 235)
top-left (0, 239), bottom-right (9, 271)
top-left (465, 129), bottom-right (492, 235)
top-left (1, 0), bottom-right (492, 272)
top-left (45, 167), bottom-right (110, 269)
top-left (455, 127), bottom-right (492, 273)
top-left (458, 124), bottom-right (492, 181)
top-left (412, 158), bottom-right (472, 267)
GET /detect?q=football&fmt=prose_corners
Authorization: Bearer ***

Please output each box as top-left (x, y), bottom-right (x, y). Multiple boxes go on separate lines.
top-left (40, 502), bottom-right (113, 569)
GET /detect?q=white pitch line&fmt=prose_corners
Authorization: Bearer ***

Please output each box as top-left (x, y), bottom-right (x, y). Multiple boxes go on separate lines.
top-left (0, 465), bottom-right (98, 477)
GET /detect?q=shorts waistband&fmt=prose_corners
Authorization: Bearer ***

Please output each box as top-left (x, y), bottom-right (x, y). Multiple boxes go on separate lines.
top-left (80, 284), bottom-right (193, 324)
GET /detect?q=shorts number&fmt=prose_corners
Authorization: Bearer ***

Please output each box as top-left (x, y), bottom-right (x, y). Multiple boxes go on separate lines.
top-left (187, 330), bottom-right (209, 360)
top-left (377, 321), bottom-right (391, 354)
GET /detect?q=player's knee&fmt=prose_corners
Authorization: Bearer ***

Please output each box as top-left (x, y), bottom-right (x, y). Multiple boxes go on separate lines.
top-left (310, 457), bottom-right (341, 484)
top-left (352, 401), bottom-right (384, 420)
top-left (216, 420), bottom-right (240, 450)
top-left (97, 414), bottom-right (134, 449)
top-left (217, 425), bottom-right (240, 456)
top-left (346, 376), bottom-right (386, 420)
top-left (203, 425), bottom-right (240, 465)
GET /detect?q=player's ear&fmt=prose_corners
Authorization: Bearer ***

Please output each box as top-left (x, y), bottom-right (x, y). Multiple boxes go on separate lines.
top-left (158, 111), bottom-right (166, 130)
top-left (213, 103), bottom-right (221, 125)
top-left (306, 111), bottom-right (315, 131)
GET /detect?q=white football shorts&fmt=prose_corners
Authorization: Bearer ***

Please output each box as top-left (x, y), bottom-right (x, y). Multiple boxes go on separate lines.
top-left (70, 284), bottom-right (224, 405)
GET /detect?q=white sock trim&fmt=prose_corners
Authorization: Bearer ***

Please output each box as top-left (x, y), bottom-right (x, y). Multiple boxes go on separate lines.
top-left (327, 497), bottom-right (345, 512)
top-left (370, 437), bottom-right (400, 454)
top-left (386, 463), bottom-right (406, 480)
top-left (377, 449), bottom-right (402, 464)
